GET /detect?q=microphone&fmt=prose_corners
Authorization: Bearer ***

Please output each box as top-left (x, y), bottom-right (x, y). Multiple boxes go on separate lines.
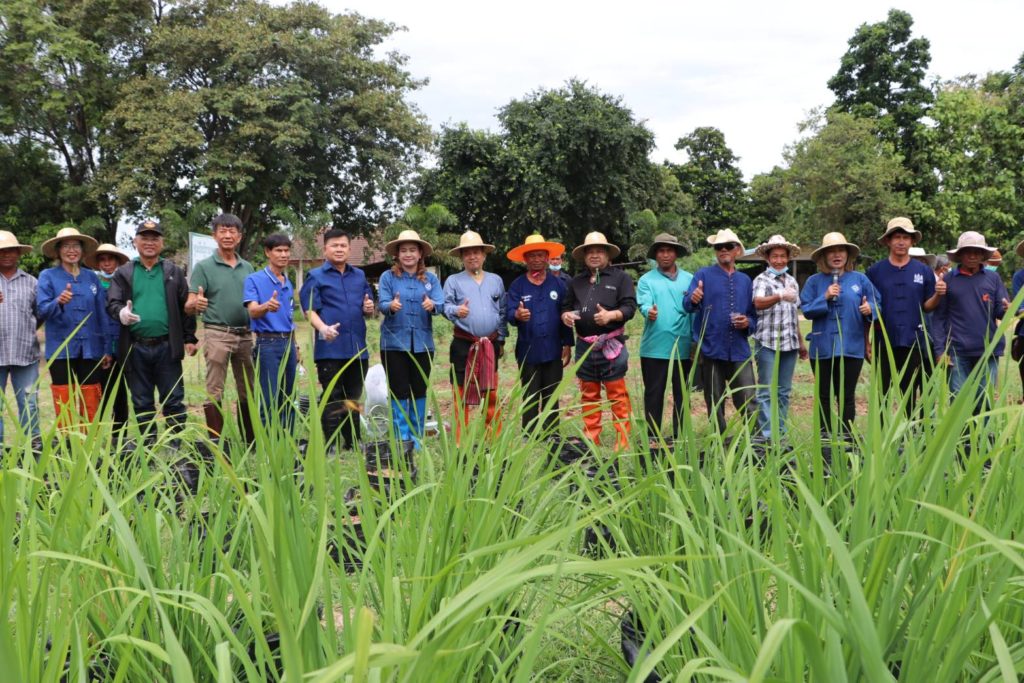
top-left (831, 269), bottom-right (840, 286)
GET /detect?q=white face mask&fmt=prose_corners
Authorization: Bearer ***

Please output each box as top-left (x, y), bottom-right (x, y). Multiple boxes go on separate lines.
top-left (549, 264), bottom-right (561, 271)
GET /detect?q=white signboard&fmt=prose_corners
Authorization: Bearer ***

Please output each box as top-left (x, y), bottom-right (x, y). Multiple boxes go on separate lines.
top-left (188, 232), bottom-right (218, 277)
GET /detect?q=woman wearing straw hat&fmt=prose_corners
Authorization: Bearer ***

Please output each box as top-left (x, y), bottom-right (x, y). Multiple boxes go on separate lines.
top-left (751, 235), bottom-right (807, 443)
top-left (378, 230), bottom-right (444, 446)
top-left (799, 232), bottom-right (879, 443)
top-left (0, 231), bottom-right (41, 449)
top-left (1011, 239), bottom-right (1024, 400)
top-left (506, 234), bottom-right (574, 434)
top-left (560, 231), bottom-right (637, 450)
top-left (931, 231), bottom-right (1010, 415)
top-left (85, 243), bottom-right (131, 437)
top-left (37, 227), bottom-right (113, 430)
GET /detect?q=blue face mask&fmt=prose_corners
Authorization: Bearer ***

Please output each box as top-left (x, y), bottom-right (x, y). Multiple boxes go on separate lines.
top-left (766, 266), bottom-right (788, 277)
top-left (549, 264), bottom-right (561, 272)
top-left (97, 270), bottom-right (113, 280)
top-left (985, 265), bottom-right (998, 272)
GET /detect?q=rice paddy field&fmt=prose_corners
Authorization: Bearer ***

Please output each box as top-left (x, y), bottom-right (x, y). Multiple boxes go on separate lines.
top-left (3, 311), bottom-right (1024, 682)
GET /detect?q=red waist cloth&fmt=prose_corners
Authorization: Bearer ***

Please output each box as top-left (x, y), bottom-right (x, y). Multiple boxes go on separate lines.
top-left (454, 327), bottom-right (499, 405)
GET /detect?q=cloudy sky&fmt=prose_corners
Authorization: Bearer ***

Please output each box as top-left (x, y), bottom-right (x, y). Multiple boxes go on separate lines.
top-left (323, 0), bottom-right (1024, 180)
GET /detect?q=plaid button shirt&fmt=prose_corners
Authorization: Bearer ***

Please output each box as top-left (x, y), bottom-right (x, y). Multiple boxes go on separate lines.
top-left (0, 269), bottom-right (40, 366)
top-left (752, 270), bottom-right (801, 351)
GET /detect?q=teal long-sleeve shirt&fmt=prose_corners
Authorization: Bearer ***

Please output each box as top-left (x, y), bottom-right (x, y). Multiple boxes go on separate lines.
top-left (637, 267), bottom-right (695, 360)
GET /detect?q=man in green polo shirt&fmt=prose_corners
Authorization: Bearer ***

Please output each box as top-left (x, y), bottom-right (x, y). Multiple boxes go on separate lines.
top-left (186, 213), bottom-right (256, 443)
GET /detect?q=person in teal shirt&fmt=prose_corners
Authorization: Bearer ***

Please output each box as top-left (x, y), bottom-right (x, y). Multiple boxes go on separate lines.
top-left (637, 233), bottom-right (694, 439)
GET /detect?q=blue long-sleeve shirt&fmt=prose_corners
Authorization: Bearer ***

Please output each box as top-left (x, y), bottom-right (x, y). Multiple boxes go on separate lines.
top-left (506, 272), bottom-right (573, 365)
top-left (638, 267), bottom-right (695, 360)
top-left (1012, 268), bottom-right (1024, 339)
top-left (442, 270), bottom-right (508, 341)
top-left (377, 269), bottom-right (443, 353)
top-left (683, 265), bottom-right (756, 361)
top-left (37, 266), bottom-right (112, 360)
top-left (298, 263), bottom-right (373, 361)
top-left (800, 270), bottom-right (879, 360)
top-left (931, 267), bottom-right (1008, 358)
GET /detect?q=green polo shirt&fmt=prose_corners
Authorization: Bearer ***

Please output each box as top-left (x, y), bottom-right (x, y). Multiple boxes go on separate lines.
top-left (190, 252), bottom-right (255, 328)
top-left (131, 258), bottom-right (169, 338)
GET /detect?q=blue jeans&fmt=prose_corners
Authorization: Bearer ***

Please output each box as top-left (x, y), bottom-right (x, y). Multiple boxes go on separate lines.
top-left (754, 342), bottom-right (798, 440)
top-left (126, 341), bottom-right (187, 439)
top-left (254, 336), bottom-right (297, 429)
top-left (0, 363), bottom-right (41, 444)
top-left (949, 355), bottom-right (998, 416)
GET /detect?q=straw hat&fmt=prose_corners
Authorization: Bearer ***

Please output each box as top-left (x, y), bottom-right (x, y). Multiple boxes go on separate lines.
top-left (384, 229), bottom-right (434, 258)
top-left (946, 231), bottom-right (996, 261)
top-left (0, 231), bottom-right (33, 255)
top-left (1015, 239), bottom-right (1024, 259)
top-left (449, 230), bottom-right (495, 256)
top-left (507, 234), bottom-right (564, 263)
top-left (571, 231), bottom-right (621, 261)
top-left (85, 243), bottom-right (130, 269)
top-left (987, 249), bottom-right (1002, 265)
top-left (810, 232), bottom-right (860, 263)
top-left (878, 216), bottom-right (921, 243)
top-left (41, 227), bottom-right (98, 259)
top-left (646, 233), bottom-right (687, 260)
top-left (755, 234), bottom-right (800, 259)
top-left (908, 247), bottom-right (936, 269)
top-left (706, 228), bottom-right (744, 252)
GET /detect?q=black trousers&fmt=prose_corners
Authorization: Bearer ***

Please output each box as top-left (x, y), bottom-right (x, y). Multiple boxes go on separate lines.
top-left (518, 358), bottom-right (563, 432)
top-left (380, 350), bottom-right (433, 400)
top-left (49, 357), bottom-right (102, 385)
top-left (316, 357), bottom-right (369, 448)
top-left (701, 358), bottom-right (755, 434)
top-left (641, 357), bottom-right (692, 438)
top-left (98, 360), bottom-right (130, 432)
top-left (874, 339), bottom-right (929, 414)
top-left (812, 356), bottom-right (864, 437)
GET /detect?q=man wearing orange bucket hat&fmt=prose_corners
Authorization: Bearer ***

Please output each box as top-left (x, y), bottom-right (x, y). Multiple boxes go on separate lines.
top-left (506, 234), bottom-right (574, 434)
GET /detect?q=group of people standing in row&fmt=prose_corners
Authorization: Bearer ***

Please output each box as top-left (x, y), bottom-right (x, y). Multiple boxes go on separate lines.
top-left (1, 214), bottom-right (1022, 453)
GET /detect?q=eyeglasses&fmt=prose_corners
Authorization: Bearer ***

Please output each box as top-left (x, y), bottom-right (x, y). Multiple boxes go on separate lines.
top-left (714, 243), bottom-right (737, 251)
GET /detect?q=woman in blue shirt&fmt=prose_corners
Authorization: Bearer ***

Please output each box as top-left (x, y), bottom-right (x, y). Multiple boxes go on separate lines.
top-left (37, 227), bottom-right (113, 429)
top-left (800, 232), bottom-right (880, 441)
top-left (377, 230), bottom-right (444, 445)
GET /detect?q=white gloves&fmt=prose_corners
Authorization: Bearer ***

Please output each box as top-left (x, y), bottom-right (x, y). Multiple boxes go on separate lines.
top-left (119, 299), bottom-right (142, 325)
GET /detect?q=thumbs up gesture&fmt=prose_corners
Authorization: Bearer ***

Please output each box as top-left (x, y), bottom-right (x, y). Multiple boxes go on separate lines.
top-left (514, 299), bottom-right (530, 322)
top-left (389, 292), bottom-right (402, 313)
top-left (421, 293), bottom-right (435, 313)
top-left (321, 322), bottom-right (341, 341)
top-left (119, 299), bottom-right (141, 325)
top-left (456, 298), bottom-right (470, 319)
top-left (194, 286), bottom-right (209, 313)
top-left (690, 279), bottom-right (704, 305)
top-left (647, 303), bottom-right (658, 322)
top-left (264, 290), bottom-right (280, 313)
top-left (57, 282), bottom-right (73, 305)
top-left (593, 302), bottom-right (616, 326)
top-left (935, 278), bottom-right (947, 296)
top-left (859, 295), bottom-right (871, 317)
top-left (362, 293), bottom-right (375, 315)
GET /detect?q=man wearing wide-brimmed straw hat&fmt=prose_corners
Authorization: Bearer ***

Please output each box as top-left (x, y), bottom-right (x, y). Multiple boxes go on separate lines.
top-left (506, 234), bottom-right (574, 434)
top-left (866, 217), bottom-right (943, 415)
top-left (751, 235), bottom-right (807, 443)
top-left (0, 231), bottom-right (41, 449)
top-left (37, 227), bottom-right (113, 432)
top-left (443, 230), bottom-right (508, 443)
top-left (560, 231), bottom-right (636, 450)
top-left (86, 243), bottom-right (131, 436)
top-left (800, 232), bottom-right (879, 442)
top-left (637, 233), bottom-right (694, 440)
top-left (932, 231), bottom-right (1010, 415)
top-left (683, 228), bottom-right (757, 436)
top-left (378, 229), bottom-right (443, 446)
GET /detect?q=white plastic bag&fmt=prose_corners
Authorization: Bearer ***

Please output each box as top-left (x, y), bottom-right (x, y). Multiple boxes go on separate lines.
top-left (362, 364), bottom-right (389, 438)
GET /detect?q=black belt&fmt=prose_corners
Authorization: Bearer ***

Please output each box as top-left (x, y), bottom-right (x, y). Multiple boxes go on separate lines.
top-left (132, 335), bottom-right (169, 346)
top-left (255, 331), bottom-right (293, 339)
top-left (205, 323), bottom-right (251, 336)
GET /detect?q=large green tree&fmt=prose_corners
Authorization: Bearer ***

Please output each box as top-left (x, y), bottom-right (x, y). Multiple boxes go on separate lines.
top-left (667, 126), bottom-right (747, 234)
top-left (101, 0), bottom-right (430, 256)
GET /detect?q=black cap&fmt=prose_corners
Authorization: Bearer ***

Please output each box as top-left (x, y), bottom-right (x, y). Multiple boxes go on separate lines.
top-left (135, 220), bottom-right (163, 236)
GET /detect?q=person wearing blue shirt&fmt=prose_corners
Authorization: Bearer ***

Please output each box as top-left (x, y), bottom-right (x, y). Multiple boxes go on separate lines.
top-left (506, 235), bottom-right (573, 434)
top-left (800, 232), bottom-right (879, 441)
top-left (683, 229), bottom-right (757, 436)
top-left (244, 234), bottom-right (298, 429)
top-left (86, 243), bottom-right (130, 438)
top-left (638, 233), bottom-right (694, 440)
top-left (37, 227), bottom-right (113, 431)
top-left (866, 217), bottom-right (942, 416)
top-left (299, 229), bottom-right (376, 451)
top-left (378, 230), bottom-right (443, 446)
top-left (1012, 239), bottom-right (1024, 401)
